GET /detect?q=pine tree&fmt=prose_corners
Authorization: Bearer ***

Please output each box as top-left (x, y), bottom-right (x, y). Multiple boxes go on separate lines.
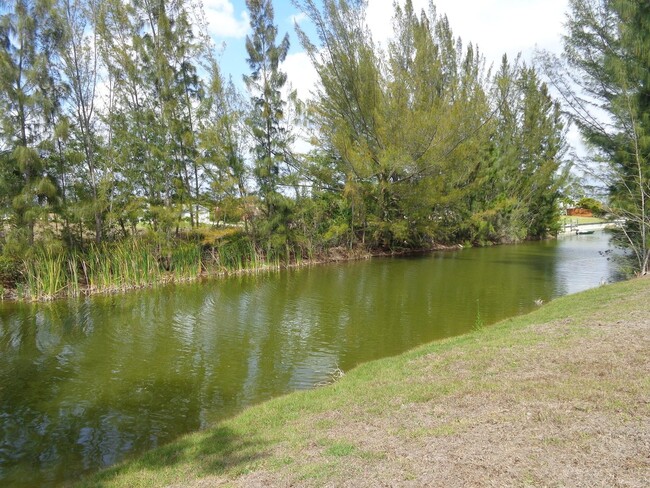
top-left (56, 0), bottom-right (105, 243)
top-left (198, 56), bottom-right (250, 226)
top-left (296, 0), bottom-right (492, 248)
top-left (0, 0), bottom-right (62, 245)
top-left (97, 0), bottom-right (204, 233)
top-left (541, 0), bottom-right (650, 274)
top-left (243, 0), bottom-right (294, 251)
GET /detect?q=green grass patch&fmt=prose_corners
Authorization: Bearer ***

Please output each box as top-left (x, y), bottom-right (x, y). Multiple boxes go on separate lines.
top-left (324, 441), bottom-right (357, 457)
top-left (561, 216), bottom-right (608, 225)
top-left (298, 462), bottom-right (340, 482)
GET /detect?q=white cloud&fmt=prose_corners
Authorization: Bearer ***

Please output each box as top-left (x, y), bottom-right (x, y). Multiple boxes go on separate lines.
top-left (284, 1), bottom-right (568, 100)
top-left (203, 0), bottom-right (250, 39)
top-left (289, 12), bottom-right (308, 26)
top-left (366, 0), bottom-right (568, 67)
top-left (365, 0), bottom-right (393, 44)
top-left (283, 50), bottom-right (318, 101)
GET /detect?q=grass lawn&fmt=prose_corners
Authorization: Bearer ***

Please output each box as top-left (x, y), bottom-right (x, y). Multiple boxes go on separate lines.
top-left (561, 215), bottom-right (608, 225)
top-left (80, 277), bottom-right (650, 487)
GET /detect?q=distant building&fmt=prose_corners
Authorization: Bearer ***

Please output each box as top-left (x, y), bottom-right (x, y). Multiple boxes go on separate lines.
top-left (181, 206), bottom-right (212, 224)
top-left (566, 207), bottom-right (593, 217)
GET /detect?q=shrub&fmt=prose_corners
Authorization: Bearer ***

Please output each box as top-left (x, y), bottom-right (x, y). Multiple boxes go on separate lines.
top-left (0, 255), bottom-right (22, 286)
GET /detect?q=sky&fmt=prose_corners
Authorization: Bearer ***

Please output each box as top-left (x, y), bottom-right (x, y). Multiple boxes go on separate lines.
top-left (204, 0), bottom-right (571, 100)
top-left (204, 0), bottom-right (588, 161)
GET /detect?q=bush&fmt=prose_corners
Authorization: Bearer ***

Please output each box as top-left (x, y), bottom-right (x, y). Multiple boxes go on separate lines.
top-left (577, 197), bottom-right (606, 217)
top-left (0, 255), bottom-right (22, 286)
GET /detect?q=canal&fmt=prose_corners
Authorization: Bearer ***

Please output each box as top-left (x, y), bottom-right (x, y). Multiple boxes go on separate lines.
top-left (0, 231), bottom-right (619, 486)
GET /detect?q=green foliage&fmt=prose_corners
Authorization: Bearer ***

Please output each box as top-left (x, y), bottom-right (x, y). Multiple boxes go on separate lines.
top-left (199, 57), bottom-right (250, 224)
top-left (216, 232), bottom-right (260, 271)
top-left (0, 0), bottom-right (62, 243)
top-left (14, 238), bottom-right (207, 299)
top-left (0, 255), bottom-right (22, 286)
top-left (296, 0), bottom-right (566, 249)
top-left (242, 0), bottom-right (306, 256)
top-left (22, 247), bottom-right (67, 300)
top-left (169, 242), bottom-right (202, 278)
top-left (577, 197), bottom-right (606, 217)
top-left (541, 0), bottom-right (650, 274)
top-left (79, 240), bottom-right (159, 292)
top-left (0, 0), bottom-right (573, 299)
top-left (474, 58), bottom-right (568, 243)
top-left (244, 0), bottom-right (293, 210)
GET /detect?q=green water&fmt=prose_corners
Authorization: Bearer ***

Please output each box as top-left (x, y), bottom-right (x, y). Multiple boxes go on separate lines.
top-left (0, 232), bottom-right (618, 486)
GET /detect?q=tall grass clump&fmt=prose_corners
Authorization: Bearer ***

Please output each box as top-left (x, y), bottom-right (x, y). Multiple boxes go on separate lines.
top-left (266, 245), bottom-right (283, 270)
top-left (22, 248), bottom-right (67, 300)
top-left (169, 242), bottom-right (203, 279)
top-left (66, 253), bottom-right (81, 297)
top-left (214, 234), bottom-right (303, 274)
top-left (217, 235), bottom-right (260, 272)
top-left (12, 229), bottom-right (319, 301)
top-left (115, 239), bottom-right (159, 287)
top-left (81, 240), bottom-right (160, 292)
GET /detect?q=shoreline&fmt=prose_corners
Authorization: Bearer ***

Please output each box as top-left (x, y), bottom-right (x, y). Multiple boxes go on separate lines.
top-left (0, 242), bottom-right (463, 303)
top-left (78, 275), bottom-right (650, 487)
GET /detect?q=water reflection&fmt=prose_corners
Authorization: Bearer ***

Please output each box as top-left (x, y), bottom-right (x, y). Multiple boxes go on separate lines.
top-left (0, 232), bottom-right (617, 486)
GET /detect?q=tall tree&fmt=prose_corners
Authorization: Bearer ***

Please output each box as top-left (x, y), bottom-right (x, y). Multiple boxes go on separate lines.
top-left (474, 58), bottom-right (567, 244)
top-left (295, 0), bottom-right (384, 246)
top-left (56, 0), bottom-right (105, 243)
top-left (296, 0), bottom-right (492, 248)
top-left (0, 0), bottom-right (62, 245)
top-left (517, 68), bottom-right (567, 238)
top-left (540, 0), bottom-right (650, 274)
top-left (198, 56), bottom-right (250, 226)
top-left (243, 0), bottom-right (293, 236)
top-left (96, 0), bottom-right (153, 229)
top-left (97, 0), bottom-right (204, 233)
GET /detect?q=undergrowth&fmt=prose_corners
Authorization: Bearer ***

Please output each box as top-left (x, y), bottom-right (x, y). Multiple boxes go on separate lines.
top-left (13, 233), bottom-right (299, 301)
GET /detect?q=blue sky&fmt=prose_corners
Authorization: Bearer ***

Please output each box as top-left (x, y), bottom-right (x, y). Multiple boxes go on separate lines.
top-left (206, 0), bottom-right (570, 99)
top-left (203, 0), bottom-right (311, 88)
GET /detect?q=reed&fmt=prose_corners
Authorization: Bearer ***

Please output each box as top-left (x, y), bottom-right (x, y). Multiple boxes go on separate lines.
top-left (217, 237), bottom-right (258, 272)
top-left (170, 242), bottom-right (203, 279)
top-left (14, 235), bottom-right (312, 301)
top-left (265, 245), bottom-right (283, 271)
top-left (66, 253), bottom-right (81, 297)
top-left (22, 248), bottom-right (67, 300)
top-left (81, 240), bottom-right (160, 292)
top-left (120, 240), bottom-right (159, 287)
